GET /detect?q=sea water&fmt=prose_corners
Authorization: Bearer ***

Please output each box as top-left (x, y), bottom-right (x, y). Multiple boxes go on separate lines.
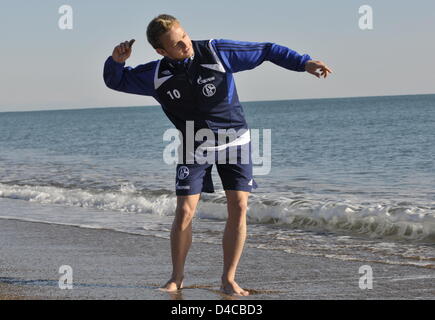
top-left (1, 94), bottom-right (434, 269)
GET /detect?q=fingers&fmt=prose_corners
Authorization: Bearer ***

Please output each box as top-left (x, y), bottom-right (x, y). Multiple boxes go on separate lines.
top-left (318, 68), bottom-right (329, 78)
top-left (112, 39), bottom-right (135, 63)
top-left (320, 66), bottom-right (329, 78)
top-left (306, 60), bottom-right (331, 79)
top-left (308, 69), bottom-right (320, 78)
top-left (318, 63), bottom-right (333, 76)
top-left (120, 41), bottom-right (128, 54)
top-left (312, 61), bottom-right (333, 71)
top-left (117, 40), bottom-right (135, 55)
top-left (312, 61), bottom-right (333, 78)
top-left (308, 66), bottom-right (321, 78)
top-left (310, 67), bottom-right (329, 79)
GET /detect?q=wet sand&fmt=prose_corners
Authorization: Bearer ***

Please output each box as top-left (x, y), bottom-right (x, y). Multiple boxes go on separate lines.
top-left (0, 218), bottom-right (434, 300)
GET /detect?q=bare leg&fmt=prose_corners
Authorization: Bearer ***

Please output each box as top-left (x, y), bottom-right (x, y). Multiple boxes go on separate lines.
top-left (221, 190), bottom-right (250, 296)
top-left (160, 194), bottom-right (200, 292)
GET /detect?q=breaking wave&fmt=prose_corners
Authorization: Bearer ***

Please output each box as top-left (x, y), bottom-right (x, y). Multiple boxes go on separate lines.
top-left (1, 182), bottom-right (434, 242)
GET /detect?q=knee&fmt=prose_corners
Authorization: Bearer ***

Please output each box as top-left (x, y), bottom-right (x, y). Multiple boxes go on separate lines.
top-left (228, 201), bottom-right (248, 214)
top-left (174, 206), bottom-right (196, 230)
top-left (228, 200), bottom-right (248, 216)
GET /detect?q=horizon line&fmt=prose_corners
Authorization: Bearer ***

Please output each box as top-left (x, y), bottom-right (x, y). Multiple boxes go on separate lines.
top-left (1, 92), bottom-right (434, 114)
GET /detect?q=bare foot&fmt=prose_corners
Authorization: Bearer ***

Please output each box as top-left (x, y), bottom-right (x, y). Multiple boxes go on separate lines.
top-left (159, 278), bottom-right (184, 292)
top-left (220, 280), bottom-right (249, 296)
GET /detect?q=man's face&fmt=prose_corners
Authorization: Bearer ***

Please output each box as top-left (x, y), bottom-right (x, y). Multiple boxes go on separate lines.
top-left (156, 22), bottom-right (194, 60)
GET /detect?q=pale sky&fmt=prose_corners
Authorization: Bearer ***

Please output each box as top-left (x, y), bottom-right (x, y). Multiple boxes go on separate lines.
top-left (0, 0), bottom-right (434, 112)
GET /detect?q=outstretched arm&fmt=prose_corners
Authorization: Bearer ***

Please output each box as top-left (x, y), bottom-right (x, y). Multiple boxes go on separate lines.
top-left (103, 39), bottom-right (157, 96)
top-left (212, 39), bottom-right (332, 78)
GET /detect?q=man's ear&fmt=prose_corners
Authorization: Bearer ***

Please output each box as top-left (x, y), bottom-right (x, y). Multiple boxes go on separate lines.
top-left (156, 48), bottom-right (167, 57)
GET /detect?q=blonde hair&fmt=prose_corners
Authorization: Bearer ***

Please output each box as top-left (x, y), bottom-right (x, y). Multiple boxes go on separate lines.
top-left (146, 14), bottom-right (179, 49)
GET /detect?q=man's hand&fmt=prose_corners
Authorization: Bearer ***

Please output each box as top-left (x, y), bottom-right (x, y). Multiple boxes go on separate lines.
top-left (305, 60), bottom-right (333, 78)
top-left (112, 39), bottom-right (135, 63)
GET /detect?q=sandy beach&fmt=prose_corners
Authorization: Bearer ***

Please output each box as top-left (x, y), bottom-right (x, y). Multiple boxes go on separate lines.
top-left (0, 218), bottom-right (434, 300)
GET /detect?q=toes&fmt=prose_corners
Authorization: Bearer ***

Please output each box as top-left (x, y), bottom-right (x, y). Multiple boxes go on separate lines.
top-left (236, 289), bottom-right (249, 296)
top-left (220, 284), bottom-right (249, 296)
top-left (159, 281), bottom-right (181, 292)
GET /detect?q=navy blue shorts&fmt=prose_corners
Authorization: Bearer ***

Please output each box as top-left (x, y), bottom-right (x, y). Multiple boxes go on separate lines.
top-left (175, 144), bottom-right (258, 195)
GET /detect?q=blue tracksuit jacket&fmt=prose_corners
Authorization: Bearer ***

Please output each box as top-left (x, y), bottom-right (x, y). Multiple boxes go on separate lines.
top-left (103, 39), bottom-right (311, 146)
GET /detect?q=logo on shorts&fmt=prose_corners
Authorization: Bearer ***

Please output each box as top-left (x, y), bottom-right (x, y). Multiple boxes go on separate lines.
top-left (248, 179), bottom-right (253, 186)
top-left (202, 84), bottom-right (216, 97)
top-left (175, 181), bottom-right (190, 190)
top-left (177, 166), bottom-right (190, 180)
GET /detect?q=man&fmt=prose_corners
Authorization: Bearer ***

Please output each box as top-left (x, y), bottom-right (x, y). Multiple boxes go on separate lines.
top-left (103, 14), bottom-right (332, 296)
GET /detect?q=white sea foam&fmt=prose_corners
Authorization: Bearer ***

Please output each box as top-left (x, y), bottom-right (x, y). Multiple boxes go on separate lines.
top-left (0, 182), bottom-right (176, 216)
top-left (244, 195), bottom-right (435, 241)
top-left (1, 182), bottom-right (434, 242)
